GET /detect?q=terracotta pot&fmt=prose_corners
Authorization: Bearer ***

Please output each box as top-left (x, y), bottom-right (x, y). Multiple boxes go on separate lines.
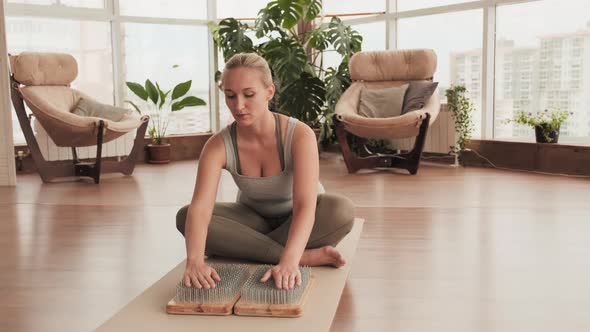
top-left (312, 127), bottom-right (321, 141)
top-left (312, 127), bottom-right (322, 152)
top-left (534, 124), bottom-right (560, 143)
top-left (147, 143), bottom-right (171, 164)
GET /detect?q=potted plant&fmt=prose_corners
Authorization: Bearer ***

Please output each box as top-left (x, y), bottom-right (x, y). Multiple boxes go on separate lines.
top-left (445, 84), bottom-right (475, 163)
top-left (125, 70), bottom-right (206, 163)
top-left (509, 109), bottom-right (571, 143)
top-left (210, 0), bottom-right (362, 145)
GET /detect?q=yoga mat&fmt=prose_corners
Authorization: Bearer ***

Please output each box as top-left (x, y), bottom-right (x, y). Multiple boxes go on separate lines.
top-left (95, 218), bottom-right (364, 332)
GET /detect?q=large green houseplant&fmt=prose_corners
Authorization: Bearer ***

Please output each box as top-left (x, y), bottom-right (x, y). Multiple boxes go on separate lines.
top-left (210, 0), bottom-right (362, 144)
top-left (126, 71), bottom-right (206, 164)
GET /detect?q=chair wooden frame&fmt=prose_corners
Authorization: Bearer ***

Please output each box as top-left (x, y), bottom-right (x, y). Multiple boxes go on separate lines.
top-left (10, 75), bottom-right (149, 184)
top-left (334, 113), bottom-right (432, 175)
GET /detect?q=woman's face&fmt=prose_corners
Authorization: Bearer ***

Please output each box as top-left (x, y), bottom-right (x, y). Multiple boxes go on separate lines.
top-left (222, 67), bottom-right (275, 126)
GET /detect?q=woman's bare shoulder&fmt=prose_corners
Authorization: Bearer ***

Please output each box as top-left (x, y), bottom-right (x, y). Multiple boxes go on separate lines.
top-left (200, 132), bottom-right (227, 165)
top-left (291, 120), bottom-right (317, 157)
top-left (292, 119), bottom-right (315, 141)
top-left (207, 131), bottom-right (226, 147)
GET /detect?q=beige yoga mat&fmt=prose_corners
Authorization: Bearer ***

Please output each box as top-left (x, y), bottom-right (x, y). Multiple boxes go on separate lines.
top-left (95, 218), bottom-right (364, 332)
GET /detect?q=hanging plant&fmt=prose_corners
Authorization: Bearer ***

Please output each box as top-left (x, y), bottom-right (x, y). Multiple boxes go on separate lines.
top-left (445, 84), bottom-right (474, 156)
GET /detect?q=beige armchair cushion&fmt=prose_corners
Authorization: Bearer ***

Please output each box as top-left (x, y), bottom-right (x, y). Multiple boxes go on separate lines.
top-left (73, 98), bottom-right (131, 122)
top-left (20, 86), bottom-right (145, 147)
top-left (335, 49), bottom-right (440, 140)
top-left (336, 81), bottom-right (440, 139)
top-left (9, 52), bottom-right (77, 86)
top-left (350, 49), bottom-right (436, 82)
top-left (359, 84), bottom-right (408, 119)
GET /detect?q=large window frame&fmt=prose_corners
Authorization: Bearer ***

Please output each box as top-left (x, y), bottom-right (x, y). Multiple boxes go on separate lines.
top-left (337, 0), bottom-right (546, 141)
top-left (8, 0), bottom-right (588, 145)
top-left (6, 0), bottom-right (219, 136)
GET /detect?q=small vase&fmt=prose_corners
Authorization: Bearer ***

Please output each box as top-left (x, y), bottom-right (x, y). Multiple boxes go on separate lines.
top-left (534, 124), bottom-right (560, 143)
top-left (147, 143), bottom-right (171, 164)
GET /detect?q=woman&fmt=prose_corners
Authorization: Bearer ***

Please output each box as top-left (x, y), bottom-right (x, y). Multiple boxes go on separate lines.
top-left (176, 53), bottom-right (354, 291)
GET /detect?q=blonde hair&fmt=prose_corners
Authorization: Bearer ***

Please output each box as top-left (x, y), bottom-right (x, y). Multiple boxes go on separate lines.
top-left (220, 53), bottom-right (273, 88)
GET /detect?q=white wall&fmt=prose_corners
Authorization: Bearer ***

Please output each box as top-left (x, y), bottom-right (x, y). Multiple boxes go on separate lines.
top-left (0, 1), bottom-right (17, 186)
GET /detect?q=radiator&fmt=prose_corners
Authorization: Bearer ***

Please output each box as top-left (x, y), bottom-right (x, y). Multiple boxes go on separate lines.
top-left (388, 106), bottom-right (457, 154)
top-left (33, 119), bottom-right (136, 161)
top-left (0, 118), bottom-right (14, 184)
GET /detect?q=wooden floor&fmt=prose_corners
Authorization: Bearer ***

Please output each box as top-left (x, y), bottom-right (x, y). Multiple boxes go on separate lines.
top-left (1, 154), bottom-right (589, 332)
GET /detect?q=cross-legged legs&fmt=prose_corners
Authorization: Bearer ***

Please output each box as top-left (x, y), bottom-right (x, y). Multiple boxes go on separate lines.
top-left (175, 193), bottom-right (355, 266)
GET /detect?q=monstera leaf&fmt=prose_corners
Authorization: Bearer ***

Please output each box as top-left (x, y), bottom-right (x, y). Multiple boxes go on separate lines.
top-left (302, 0), bottom-right (321, 21)
top-left (218, 18), bottom-right (254, 60)
top-left (268, 0), bottom-right (304, 30)
top-left (321, 60), bottom-right (351, 143)
top-left (326, 17), bottom-right (363, 56)
top-left (255, 5), bottom-right (282, 38)
top-left (278, 72), bottom-right (326, 125)
top-left (306, 28), bottom-right (328, 51)
top-left (208, 21), bottom-right (221, 46)
top-left (262, 38), bottom-right (308, 83)
top-left (324, 62), bottom-right (351, 109)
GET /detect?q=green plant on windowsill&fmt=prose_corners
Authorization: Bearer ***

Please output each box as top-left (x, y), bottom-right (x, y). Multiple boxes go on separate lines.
top-left (507, 109), bottom-right (571, 143)
top-left (125, 66), bottom-right (207, 163)
top-left (125, 70), bottom-right (207, 145)
top-left (445, 84), bottom-right (475, 158)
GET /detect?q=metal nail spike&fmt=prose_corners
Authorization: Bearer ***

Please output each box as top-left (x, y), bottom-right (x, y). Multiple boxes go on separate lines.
top-left (240, 265), bottom-right (311, 305)
top-left (174, 264), bottom-right (249, 304)
top-left (173, 264), bottom-right (311, 305)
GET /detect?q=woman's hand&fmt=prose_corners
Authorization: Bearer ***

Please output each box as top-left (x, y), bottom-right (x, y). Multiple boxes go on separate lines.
top-left (182, 261), bottom-right (221, 289)
top-left (260, 262), bottom-right (302, 290)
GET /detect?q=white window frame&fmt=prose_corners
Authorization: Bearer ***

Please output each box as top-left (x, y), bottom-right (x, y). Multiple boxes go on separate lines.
top-left (11, 0), bottom-right (586, 144)
top-left (329, 0), bottom-right (543, 140)
top-left (6, 0), bottom-right (219, 134)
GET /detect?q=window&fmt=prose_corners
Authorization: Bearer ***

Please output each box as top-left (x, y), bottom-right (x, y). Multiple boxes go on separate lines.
top-left (572, 48), bottom-right (582, 57)
top-left (7, 0), bottom-right (590, 147)
top-left (398, 9), bottom-right (483, 137)
top-left (119, 0), bottom-right (207, 20)
top-left (7, 17), bottom-right (113, 144)
top-left (61, 0), bottom-right (104, 8)
top-left (323, 20), bottom-right (387, 71)
top-left (322, 1), bottom-right (385, 15)
top-left (7, 0), bottom-right (54, 4)
top-left (123, 23), bottom-right (210, 134)
top-left (217, 0), bottom-right (270, 19)
top-left (397, 0), bottom-right (478, 12)
top-left (9, 0), bottom-right (103, 7)
top-left (494, 0), bottom-right (590, 144)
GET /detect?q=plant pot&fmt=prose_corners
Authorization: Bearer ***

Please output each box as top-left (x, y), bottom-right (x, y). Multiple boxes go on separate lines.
top-left (534, 124), bottom-right (560, 143)
top-left (147, 143), bottom-right (171, 164)
top-left (312, 127), bottom-right (321, 141)
top-left (312, 127), bottom-right (323, 152)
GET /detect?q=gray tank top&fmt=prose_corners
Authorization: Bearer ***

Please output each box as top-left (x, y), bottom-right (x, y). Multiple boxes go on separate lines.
top-left (220, 113), bottom-right (324, 218)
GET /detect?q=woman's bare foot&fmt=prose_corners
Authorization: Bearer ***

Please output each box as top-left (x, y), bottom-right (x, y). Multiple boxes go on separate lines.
top-left (300, 246), bottom-right (346, 268)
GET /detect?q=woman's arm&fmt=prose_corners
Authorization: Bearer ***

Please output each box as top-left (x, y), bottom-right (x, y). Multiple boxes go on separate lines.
top-left (280, 122), bottom-right (320, 265)
top-left (261, 121), bottom-right (319, 289)
top-left (182, 133), bottom-right (226, 288)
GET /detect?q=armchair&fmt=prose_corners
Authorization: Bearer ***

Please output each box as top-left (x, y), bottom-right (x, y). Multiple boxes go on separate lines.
top-left (334, 49), bottom-right (440, 174)
top-left (9, 52), bottom-right (149, 183)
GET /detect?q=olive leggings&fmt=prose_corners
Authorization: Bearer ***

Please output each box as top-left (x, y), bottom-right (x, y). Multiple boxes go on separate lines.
top-left (176, 193), bottom-right (355, 264)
